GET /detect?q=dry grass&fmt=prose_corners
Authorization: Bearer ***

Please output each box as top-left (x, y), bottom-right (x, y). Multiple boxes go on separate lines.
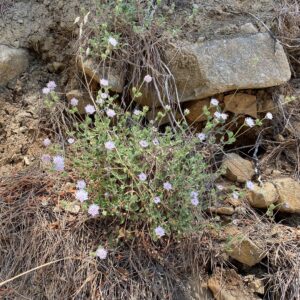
top-left (0, 170), bottom-right (226, 300)
top-left (2, 170), bottom-right (300, 299)
top-left (263, 224), bottom-right (300, 300)
top-left (76, 2), bottom-right (187, 130)
top-left (276, 0), bottom-right (300, 77)
top-left (38, 98), bottom-right (81, 146)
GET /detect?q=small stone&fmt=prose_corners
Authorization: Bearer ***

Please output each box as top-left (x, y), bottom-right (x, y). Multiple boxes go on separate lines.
top-left (225, 226), bottom-right (266, 267)
top-left (240, 23), bottom-right (258, 34)
top-left (226, 198), bottom-right (242, 207)
top-left (248, 182), bottom-right (277, 208)
top-left (0, 45), bottom-right (29, 86)
top-left (62, 201), bottom-right (80, 214)
top-left (224, 93), bottom-right (257, 118)
top-left (208, 268), bottom-right (260, 300)
top-left (235, 206), bottom-right (247, 215)
top-left (249, 278), bottom-right (265, 295)
top-left (272, 178), bottom-right (300, 213)
top-left (209, 206), bottom-right (235, 215)
top-left (23, 156), bottom-right (30, 166)
top-left (222, 153), bottom-right (255, 183)
top-left (271, 170), bottom-right (281, 177)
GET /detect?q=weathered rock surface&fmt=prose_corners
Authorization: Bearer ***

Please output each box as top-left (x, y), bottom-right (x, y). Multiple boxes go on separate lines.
top-left (209, 206), bottom-right (235, 215)
top-left (272, 178), bottom-right (300, 213)
top-left (224, 93), bottom-right (257, 118)
top-left (0, 45), bottom-right (29, 86)
top-left (136, 33), bottom-right (291, 106)
top-left (167, 33), bottom-right (291, 100)
top-left (225, 226), bottom-right (266, 267)
top-left (184, 98), bottom-right (217, 123)
top-left (240, 23), bottom-right (258, 34)
top-left (77, 58), bottom-right (125, 93)
top-left (208, 268), bottom-right (260, 300)
top-left (248, 182), bottom-right (277, 208)
top-left (246, 276), bottom-right (265, 295)
top-left (222, 153), bottom-right (255, 183)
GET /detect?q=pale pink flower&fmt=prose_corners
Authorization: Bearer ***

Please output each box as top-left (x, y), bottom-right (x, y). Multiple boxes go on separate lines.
top-left (105, 141), bottom-right (115, 150)
top-left (152, 138), bottom-right (159, 146)
top-left (75, 189), bottom-right (88, 202)
top-left (214, 111), bottom-right (221, 119)
top-left (153, 196), bottom-right (161, 204)
top-left (139, 140), bottom-right (149, 148)
top-left (67, 138), bottom-right (75, 144)
top-left (42, 87), bottom-right (50, 95)
top-left (232, 192), bottom-right (239, 199)
top-left (144, 75), bottom-right (152, 83)
top-left (53, 155), bottom-right (64, 172)
top-left (96, 247), bottom-right (108, 259)
top-left (265, 112), bottom-right (273, 120)
top-left (47, 81), bottom-right (57, 91)
top-left (88, 204), bottom-right (100, 217)
top-left (210, 98), bottom-right (219, 106)
top-left (133, 109), bottom-right (141, 116)
top-left (106, 109), bottom-right (116, 118)
top-left (70, 97), bottom-right (78, 107)
top-left (43, 138), bottom-right (51, 147)
top-left (163, 182), bottom-right (172, 191)
top-left (41, 154), bottom-right (51, 163)
top-left (138, 173), bottom-right (147, 181)
top-left (197, 133), bottom-right (206, 142)
top-left (155, 226), bottom-right (165, 238)
top-left (221, 113), bottom-right (228, 120)
top-left (246, 181), bottom-right (254, 190)
top-left (76, 180), bottom-right (86, 190)
top-left (191, 197), bottom-right (199, 206)
top-left (216, 184), bottom-right (224, 191)
top-left (100, 79), bottom-right (109, 86)
top-left (108, 36), bottom-right (118, 47)
top-left (101, 93), bottom-right (108, 99)
top-left (85, 104), bottom-right (96, 115)
top-left (245, 117), bottom-right (255, 127)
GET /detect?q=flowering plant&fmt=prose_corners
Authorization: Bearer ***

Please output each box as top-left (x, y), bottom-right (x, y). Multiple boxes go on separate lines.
top-left (68, 96), bottom-right (219, 241)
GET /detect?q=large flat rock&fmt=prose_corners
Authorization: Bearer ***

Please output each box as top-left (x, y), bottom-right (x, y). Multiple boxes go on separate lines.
top-left (137, 33), bottom-right (291, 106)
top-left (168, 33), bottom-right (291, 101)
top-left (0, 45), bottom-right (29, 86)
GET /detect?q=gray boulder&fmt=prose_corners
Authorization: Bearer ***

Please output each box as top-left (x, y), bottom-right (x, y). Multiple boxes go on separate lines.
top-left (137, 33), bottom-right (291, 106)
top-left (0, 45), bottom-right (29, 86)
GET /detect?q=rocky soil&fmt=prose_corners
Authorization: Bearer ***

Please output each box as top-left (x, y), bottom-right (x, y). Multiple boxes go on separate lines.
top-left (1, 0), bottom-right (300, 299)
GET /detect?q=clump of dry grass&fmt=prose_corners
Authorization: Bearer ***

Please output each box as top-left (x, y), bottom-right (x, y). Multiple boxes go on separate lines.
top-left (263, 224), bottom-right (300, 300)
top-left (38, 98), bottom-right (80, 146)
top-left (76, 1), bottom-right (186, 128)
top-left (2, 171), bottom-right (300, 299)
top-left (276, 0), bottom-right (300, 77)
top-left (0, 170), bottom-right (225, 300)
